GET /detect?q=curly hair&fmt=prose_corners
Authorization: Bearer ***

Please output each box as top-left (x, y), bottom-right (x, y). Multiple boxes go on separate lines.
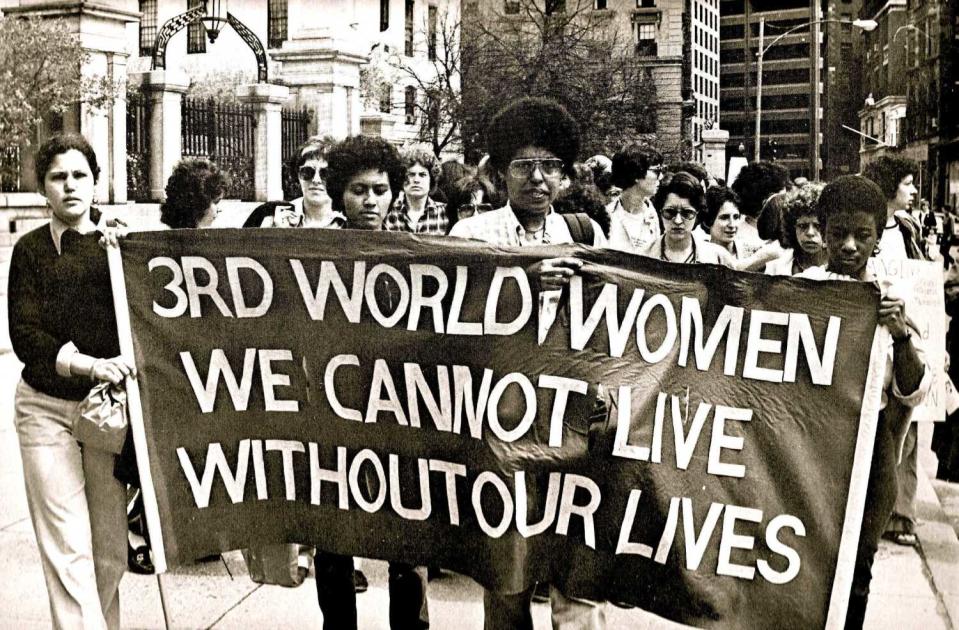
top-left (730, 161), bottom-right (790, 219)
top-left (610, 144), bottom-right (663, 190)
top-left (654, 172), bottom-right (706, 225)
top-left (701, 186), bottom-right (740, 229)
top-left (553, 182), bottom-right (611, 238)
top-left (816, 175), bottom-right (886, 235)
top-left (400, 144), bottom-right (441, 188)
top-left (325, 136), bottom-right (405, 214)
top-left (34, 133), bottom-right (100, 189)
top-left (861, 155), bottom-right (918, 200)
top-left (778, 183), bottom-right (823, 250)
top-left (666, 161), bottom-right (710, 188)
top-left (486, 97), bottom-right (580, 177)
top-left (160, 159), bottom-right (230, 229)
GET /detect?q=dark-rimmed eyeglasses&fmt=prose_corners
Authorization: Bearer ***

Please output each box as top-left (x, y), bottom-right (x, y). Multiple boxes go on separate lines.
top-left (298, 165), bottom-right (328, 181)
top-left (662, 206), bottom-right (698, 221)
top-left (457, 202), bottom-right (493, 219)
top-left (507, 158), bottom-right (564, 180)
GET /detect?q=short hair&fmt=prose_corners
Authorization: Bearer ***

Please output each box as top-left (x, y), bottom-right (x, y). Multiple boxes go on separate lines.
top-left (610, 143), bottom-right (663, 189)
top-left (400, 144), bottom-right (441, 187)
top-left (553, 182), bottom-right (611, 238)
top-left (816, 175), bottom-right (886, 235)
top-left (862, 155), bottom-right (919, 200)
top-left (325, 136), bottom-right (405, 214)
top-left (653, 172), bottom-right (706, 224)
top-left (291, 135), bottom-right (336, 174)
top-left (435, 160), bottom-right (473, 204)
top-left (160, 158), bottom-right (230, 229)
top-left (666, 161), bottom-right (709, 188)
top-left (486, 97), bottom-right (580, 177)
top-left (779, 183), bottom-right (824, 250)
top-left (34, 133), bottom-right (100, 189)
top-left (701, 186), bottom-right (740, 229)
top-left (730, 161), bottom-right (790, 219)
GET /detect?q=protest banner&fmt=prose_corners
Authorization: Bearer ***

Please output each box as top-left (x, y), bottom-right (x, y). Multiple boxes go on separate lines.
top-left (109, 229), bottom-right (885, 629)
top-left (868, 257), bottom-right (947, 421)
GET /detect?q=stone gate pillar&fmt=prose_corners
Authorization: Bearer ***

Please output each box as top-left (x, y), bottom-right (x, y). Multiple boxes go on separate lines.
top-left (271, 28), bottom-right (368, 138)
top-left (237, 84), bottom-right (290, 202)
top-left (136, 70), bottom-right (190, 202)
top-left (701, 128), bottom-right (730, 182)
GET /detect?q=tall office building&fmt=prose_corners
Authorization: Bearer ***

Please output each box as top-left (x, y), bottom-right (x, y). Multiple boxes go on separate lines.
top-left (720, 0), bottom-right (864, 179)
top-left (691, 0), bottom-right (722, 163)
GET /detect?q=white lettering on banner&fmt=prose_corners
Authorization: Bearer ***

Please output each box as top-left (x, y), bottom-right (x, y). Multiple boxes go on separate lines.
top-left (612, 386), bottom-right (752, 477)
top-left (177, 442), bottom-right (607, 546)
top-left (566, 277), bottom-right (841, 385)
top-left (615, 489), bottom-right (805, 584)
top-left (322, 355), bottom-right (591, 445)
top-left (153, 256), bottom-right (843, 386)
top-left (149, 256), bottom-right (274, 319)
top-left (179, 349), bottom-right (299, 414)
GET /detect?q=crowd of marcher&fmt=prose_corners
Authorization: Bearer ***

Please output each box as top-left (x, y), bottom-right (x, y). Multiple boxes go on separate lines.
top-left (6, 95), bottom-right (957, 630)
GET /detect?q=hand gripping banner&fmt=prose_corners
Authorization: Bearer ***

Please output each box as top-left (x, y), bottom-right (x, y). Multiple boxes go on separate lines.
top-left (108, 229), bottom-right (885, 629)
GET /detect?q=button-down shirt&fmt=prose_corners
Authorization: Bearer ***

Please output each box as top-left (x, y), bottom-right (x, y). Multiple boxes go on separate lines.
top-left (383, 196), bottom-right (450, 235)
top-left (449, 204), bottom-right (605, 342)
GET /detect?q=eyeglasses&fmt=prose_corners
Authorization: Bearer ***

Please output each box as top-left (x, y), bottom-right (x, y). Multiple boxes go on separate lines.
top-left (456, 202), bottom-right (493, 219)
top-left (648, 166), bottom-right (665, 178)
top-left (661, 206), bottom-right (698, 221)
top-left (298, 165), bottom-right (328, 181)
top-left (507, 158), bottom-right (564, 180)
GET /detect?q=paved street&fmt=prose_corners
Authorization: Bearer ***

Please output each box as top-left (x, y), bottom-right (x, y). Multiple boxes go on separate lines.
top-left (0, 349), bottom-right (956, 629)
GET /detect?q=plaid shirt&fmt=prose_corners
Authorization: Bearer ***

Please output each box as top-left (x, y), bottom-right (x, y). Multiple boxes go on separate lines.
top-left (382, 196), bottom-right (450, 235)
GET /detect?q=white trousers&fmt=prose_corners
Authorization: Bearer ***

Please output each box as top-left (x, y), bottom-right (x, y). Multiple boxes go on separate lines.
top-left (14, 380), bottom-right (127, 630)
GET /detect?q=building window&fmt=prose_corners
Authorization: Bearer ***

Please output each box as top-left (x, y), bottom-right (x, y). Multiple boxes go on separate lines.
top-left (379, 83), bottom-right (392, 114)
top-left (405, 86), bottom-right (417, 124)
top-left (405, 0), bottom-right (414, 56)
top-left (504, 1), bottom-right (520, 14)
top-left (637, 0), bottom-right (656, 7)
top-left (187, 0), bottom-right (206, 54)
top-left (546, 0), bottom-right (566, 14)
top-left (381, 0), bottom-right (390, 31)
top-left (635, 22), bottom-right (657, 56)
top-left (428, 5), bottom-right (438, 61)
top-left (595, 0), bottom-right (607, 8)
top-left (139, 0), bottom-right (158, 57)
top-left (268, 0), bottom-right (288, 48)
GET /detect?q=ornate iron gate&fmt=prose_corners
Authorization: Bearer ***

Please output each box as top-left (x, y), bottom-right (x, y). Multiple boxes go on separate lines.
top-left (181, 97), bottom-right (256, 201)
top-left (281, 106), bottom-right (311, 200)
top-left (126, 91), bottom-right (151, 201)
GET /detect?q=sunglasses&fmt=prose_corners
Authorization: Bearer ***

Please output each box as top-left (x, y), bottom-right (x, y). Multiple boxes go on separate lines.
top-left (298, 165), bottom-right (328, 181)
top-left (507, 158), bottom-right (564, 180)
top-left (457, 202), bottom-right (493, 219)
top-left (662, 206), bottom-right (698, 221)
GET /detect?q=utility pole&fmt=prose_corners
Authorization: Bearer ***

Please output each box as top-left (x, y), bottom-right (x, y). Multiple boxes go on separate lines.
top-left (754, 17), bottom-right (764, 162)
top-left (811, 6), bottom-right (822, 180)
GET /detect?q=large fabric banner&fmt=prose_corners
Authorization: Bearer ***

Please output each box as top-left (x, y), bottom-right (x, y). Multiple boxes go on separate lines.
top-left (112, 229), bottom-right (884, 629)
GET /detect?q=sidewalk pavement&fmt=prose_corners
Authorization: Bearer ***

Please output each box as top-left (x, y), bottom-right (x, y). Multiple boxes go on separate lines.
top-left (0, 346), bottom-right (957, 629)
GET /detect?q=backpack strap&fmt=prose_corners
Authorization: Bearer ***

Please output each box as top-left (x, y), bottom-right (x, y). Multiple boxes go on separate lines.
top-left (561, 212), bottom-right (595, 245)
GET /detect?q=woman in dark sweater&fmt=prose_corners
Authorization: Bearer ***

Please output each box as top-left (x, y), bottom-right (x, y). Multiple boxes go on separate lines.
top-left (8, 133), bottom-right (134, 630)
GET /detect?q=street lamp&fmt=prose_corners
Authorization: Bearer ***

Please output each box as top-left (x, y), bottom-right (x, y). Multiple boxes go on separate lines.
top-left (200, 0), bottom-right (229, 43)
top-left (753, 16), bottom-right (877, 179)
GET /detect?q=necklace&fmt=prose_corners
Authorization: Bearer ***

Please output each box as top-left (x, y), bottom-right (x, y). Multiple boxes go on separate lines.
top-left (660, 236), bottom-right (696, 263)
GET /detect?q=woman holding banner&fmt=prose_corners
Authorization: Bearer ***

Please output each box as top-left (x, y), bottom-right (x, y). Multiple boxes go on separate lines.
top-left (7, 133), bottom-right (135, 629)
top-left (798, 175), bottom-right (930, 629)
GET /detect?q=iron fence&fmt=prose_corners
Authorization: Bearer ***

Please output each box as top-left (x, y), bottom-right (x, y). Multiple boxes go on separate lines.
top-left (126, 92), bottom-right (151, 201)
top-left (281, 106), bottom-right (311, 199)
top-left (0, 145), bottom-right (21, 193)
top-left (181, 97), bottom-right (256, 201)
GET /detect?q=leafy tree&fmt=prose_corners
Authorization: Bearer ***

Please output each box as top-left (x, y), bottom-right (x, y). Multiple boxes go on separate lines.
top-left (0, 16), bottom-right (116, 147)
top-left (0, 16), bottom-right (117, 187)
top-left (460, 0), bottom-right (659, 161)
top-left (361, 9), bottom-right (464, 156)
